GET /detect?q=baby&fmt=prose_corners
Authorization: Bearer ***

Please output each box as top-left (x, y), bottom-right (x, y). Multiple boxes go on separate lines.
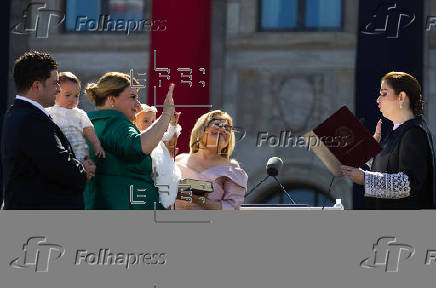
top-left (47, 72), bottom-right (105, 163)
top-left (134, 104), bottom-right (181, 208)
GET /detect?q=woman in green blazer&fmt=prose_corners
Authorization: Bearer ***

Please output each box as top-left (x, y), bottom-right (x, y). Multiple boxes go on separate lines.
top-left (83, 72), bottom-right (175, 210)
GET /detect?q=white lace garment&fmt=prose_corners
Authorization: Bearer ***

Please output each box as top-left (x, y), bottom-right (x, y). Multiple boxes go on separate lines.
top-left (364, 171), bottom-right (411, 199)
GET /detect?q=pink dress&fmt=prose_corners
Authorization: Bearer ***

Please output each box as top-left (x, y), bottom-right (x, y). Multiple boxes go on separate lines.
top-left (175, 161), bottom-right (248, 210)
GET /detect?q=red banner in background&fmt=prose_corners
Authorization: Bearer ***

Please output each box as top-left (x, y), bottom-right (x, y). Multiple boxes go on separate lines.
top-left (148, 0), bottom-right (212, 154)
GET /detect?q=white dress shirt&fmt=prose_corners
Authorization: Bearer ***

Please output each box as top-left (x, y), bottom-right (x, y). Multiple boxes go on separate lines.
top-left (15, 95), bottom-right (51, 118)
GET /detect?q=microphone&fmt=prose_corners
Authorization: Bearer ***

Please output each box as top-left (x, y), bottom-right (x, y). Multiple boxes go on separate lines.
top-left (245, 157), bottom-right (283, 198)
top-left (266, 157), bottom-right (283, 176)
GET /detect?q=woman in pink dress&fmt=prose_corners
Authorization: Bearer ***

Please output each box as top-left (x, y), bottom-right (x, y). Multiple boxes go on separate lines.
top-left (175, 110), bottom-right (248, 210)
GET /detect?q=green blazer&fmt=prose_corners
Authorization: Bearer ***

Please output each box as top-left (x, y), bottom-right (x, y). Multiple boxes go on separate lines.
top-left (84, 109), bottom-right (163, 210)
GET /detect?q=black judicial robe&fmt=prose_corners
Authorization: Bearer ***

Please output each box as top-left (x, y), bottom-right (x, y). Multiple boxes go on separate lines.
top-left (366, 116), bottom-right (436, 209)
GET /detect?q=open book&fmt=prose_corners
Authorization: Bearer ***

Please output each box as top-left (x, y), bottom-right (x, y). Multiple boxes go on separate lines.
top-left (303, 106), bottom-right (382, 176)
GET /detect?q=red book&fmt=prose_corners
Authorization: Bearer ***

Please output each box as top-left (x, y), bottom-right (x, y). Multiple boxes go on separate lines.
top-left (303, 106), bottom-right (382, 176)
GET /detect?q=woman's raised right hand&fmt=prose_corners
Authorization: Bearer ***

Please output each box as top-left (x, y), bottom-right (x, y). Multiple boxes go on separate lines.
top-left (163, 83), bottom-right (175, 115)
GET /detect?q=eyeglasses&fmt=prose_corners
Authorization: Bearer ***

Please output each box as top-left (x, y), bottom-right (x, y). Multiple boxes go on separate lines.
top-left (206, 119), bottom-right (232, 132)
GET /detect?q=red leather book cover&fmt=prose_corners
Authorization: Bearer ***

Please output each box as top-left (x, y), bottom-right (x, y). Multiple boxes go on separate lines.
top-left (305, 106), bottom-right (382, 175)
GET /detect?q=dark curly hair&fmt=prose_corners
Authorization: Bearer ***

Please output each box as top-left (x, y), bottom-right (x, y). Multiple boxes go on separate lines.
top-left (381, 72), bottom-right (424, 116)
top-left (13, 51), bottom-right (58, 93)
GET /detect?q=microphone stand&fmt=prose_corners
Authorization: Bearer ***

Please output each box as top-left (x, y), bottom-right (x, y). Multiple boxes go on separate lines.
top-left (272, 176), bottom-right (296, 204)
top-left (245, 174), bottom-right (297, 205)
top-left (245, 175), bottom-right (269, 198)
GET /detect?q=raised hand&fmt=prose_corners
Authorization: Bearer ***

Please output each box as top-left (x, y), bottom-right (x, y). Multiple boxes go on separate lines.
top-left (373, 119), bottom-right (382, 143)
top-left (163, 83), bottom-right (175, 116)
top-left (170, 111), bottom-right (181, 126)
top-left (164, 134), bottom-right (179, 158)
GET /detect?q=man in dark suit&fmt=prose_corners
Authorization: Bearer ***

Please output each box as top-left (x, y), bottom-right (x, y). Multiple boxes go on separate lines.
top-left (1, 51), bottom-right (95, 209)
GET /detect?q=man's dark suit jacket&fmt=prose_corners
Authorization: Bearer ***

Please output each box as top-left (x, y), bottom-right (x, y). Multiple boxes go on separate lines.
top-left (1, 99), bottom-right (87, 209)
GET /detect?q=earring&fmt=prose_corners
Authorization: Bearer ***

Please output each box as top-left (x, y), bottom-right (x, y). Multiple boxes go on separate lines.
top-left (400, 104), bottom-right (403, 109)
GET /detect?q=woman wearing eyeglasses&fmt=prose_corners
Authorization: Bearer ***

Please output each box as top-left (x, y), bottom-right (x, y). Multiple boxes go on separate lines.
top-left (174, 110), bottom-right (248, 210)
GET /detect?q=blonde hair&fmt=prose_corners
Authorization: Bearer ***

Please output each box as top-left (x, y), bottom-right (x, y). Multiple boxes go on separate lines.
top-left (190, 110), bottom-right (235, 159)
top-left (85, 72), bottom-right (139, 107)
top-left (59, 71), bottom-right (81, 86)
top-left (136, 104), bottom-right (158, 117)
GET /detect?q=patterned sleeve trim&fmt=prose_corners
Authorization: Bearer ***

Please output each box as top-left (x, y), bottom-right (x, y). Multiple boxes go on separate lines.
top-left (364, 171), bottom-right (411, 199)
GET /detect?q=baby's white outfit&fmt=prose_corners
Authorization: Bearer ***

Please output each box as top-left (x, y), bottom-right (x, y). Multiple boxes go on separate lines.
top-left (151, 124), bottom-right (182, 208)
top-left (46, 105), bottom-right (93, 162)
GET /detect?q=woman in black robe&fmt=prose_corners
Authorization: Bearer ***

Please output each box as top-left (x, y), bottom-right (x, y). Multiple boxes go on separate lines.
top-left (341, 72), bottom-right (435, 209)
